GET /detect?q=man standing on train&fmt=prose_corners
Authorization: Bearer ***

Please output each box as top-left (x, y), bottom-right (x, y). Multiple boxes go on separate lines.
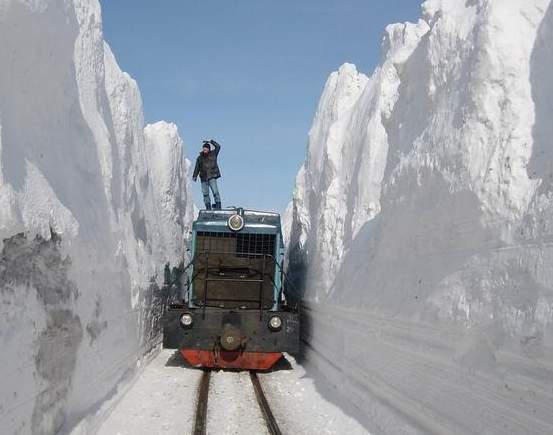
top-left (192, 139), bottom-right (222, 210)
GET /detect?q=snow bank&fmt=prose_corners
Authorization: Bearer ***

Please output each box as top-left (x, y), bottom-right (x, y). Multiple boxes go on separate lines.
top-left (289, 0), bottom-right (553, 433)
top-left (144, 122), bottom-right (195, 269)
top-left (0, 1), bottom-right (194, 434)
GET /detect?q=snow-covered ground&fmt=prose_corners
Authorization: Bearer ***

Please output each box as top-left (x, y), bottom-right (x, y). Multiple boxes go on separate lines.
top-left (91, 350), bottom-right (200, 435)
top-left (264, 356), bottom-right (368, 435)
top-left (287, 0), bottom-right (553, 433)
top-left (0, 1), bottom-right (194, 434)
top-left (207, 370), bottom-right (268, 435)
top-left (92, 349), bottom-right (367, 435)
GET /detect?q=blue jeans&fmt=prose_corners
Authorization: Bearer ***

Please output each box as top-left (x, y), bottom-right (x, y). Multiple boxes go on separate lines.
top-left (201, 178), bottom-right (221, 207)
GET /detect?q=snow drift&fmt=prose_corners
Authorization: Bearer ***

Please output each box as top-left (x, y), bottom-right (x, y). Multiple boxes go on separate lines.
top-left (0, 1), bottom-right (194, 434)
top-left (288, 0), bottom-right (553, 433)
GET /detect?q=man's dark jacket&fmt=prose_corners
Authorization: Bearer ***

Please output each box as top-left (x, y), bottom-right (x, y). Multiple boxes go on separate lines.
top-left (193, 141), bottom-right (221, 182)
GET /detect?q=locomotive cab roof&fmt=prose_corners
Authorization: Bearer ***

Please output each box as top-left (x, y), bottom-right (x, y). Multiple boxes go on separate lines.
top-left (194, 207), bottom-right (282, 235)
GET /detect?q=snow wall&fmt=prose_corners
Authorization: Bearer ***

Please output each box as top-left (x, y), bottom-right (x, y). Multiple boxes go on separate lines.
top-left (0, 1), bottom-right (195, 434)
top-left (288, 0), bottom-right (553, 433)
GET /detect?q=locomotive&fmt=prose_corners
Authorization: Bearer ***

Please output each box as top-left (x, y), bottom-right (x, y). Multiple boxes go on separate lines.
top-left (163, 207), bottom-right (300, 370)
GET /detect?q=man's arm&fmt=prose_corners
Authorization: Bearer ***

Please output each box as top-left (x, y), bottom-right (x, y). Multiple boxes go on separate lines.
top-left (192, 157), bottom-right (200, 180)
top-left (210, 139), bottom-right (221, 156)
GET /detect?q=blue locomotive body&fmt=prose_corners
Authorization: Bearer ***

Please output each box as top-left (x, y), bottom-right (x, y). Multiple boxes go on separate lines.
top-left (163, 207), bottom-right (299, 369)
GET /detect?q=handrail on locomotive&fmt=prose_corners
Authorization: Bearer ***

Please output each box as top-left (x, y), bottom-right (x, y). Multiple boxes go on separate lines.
top-left (164, 250), bottom-right (300, 314)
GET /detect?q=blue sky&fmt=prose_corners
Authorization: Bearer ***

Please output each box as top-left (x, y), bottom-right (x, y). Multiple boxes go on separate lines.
top-left (100, 0), bottom-right (422, 212)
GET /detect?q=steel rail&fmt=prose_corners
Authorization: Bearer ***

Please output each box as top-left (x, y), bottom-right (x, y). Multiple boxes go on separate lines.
top-left (250, 371), bottom-right (283, 435)
top-left (193, 370), bottom-right (211, 435)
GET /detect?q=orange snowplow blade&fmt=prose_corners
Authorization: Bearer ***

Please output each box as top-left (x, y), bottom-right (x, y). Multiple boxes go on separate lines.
top-left (181, 349), bottom-right (282, 370)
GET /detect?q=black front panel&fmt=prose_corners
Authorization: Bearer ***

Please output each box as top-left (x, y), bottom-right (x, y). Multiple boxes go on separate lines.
top-left (193, 232), bottom-right (276, 309)
top-left (163, 308), bottom-right (300, 354)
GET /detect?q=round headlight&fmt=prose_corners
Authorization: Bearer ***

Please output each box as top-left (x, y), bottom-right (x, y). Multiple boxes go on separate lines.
top-left (180, 313), bottom-right (193, 328)
top-left (227, 214), bottom-right (245, 232)
top-left (268, 315), bottom-right (282, 331)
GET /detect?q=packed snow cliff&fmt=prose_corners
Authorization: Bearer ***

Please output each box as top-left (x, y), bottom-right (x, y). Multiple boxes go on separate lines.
top-left (0, 1), bottom-right (194, 434)
top-left (289, 0), bottom-right (553, 433)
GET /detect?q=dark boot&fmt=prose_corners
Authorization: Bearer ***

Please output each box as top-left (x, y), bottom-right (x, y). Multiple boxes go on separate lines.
top-left (205, 202), bottom-right (212, 210)
top-left (215, 201), bottom-right (222, 210)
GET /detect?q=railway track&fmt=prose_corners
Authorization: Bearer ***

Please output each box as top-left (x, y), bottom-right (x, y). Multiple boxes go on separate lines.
top-left (249, 371), bottom-right (282, 435)
top-left (193, 369), bottom-right (282, 435)
top-left (193, 370), bottom-right (211, 435)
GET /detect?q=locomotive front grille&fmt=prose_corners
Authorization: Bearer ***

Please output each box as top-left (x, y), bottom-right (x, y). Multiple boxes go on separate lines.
top-left (195, 231), bottom-right (275, 258)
